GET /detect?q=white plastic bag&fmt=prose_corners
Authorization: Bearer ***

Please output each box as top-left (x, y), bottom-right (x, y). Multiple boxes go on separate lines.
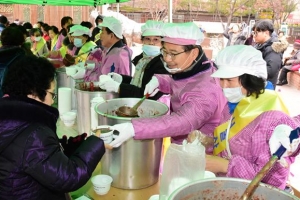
top-left (159, 143), bottom-right (205, 200)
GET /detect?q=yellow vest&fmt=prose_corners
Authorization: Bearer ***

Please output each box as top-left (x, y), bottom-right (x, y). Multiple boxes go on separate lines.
top-left (51, 35), bottom-right (58, 51)
top-left (75, 41), bottom-right (97, 64)
top-left (213, 90), bottom-right (289, 156)
top-left (31, 38), bottom-right (47, 56)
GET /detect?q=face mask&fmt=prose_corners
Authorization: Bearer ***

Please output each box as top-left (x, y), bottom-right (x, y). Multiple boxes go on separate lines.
top-left (74, 38), bottom-right (83, 47)
top-left (162, 61), bottom-right (182, 74)
top-left (222, 87), bottom-right (245, 103)
top-left (142, 45), bottom-right (160, 57)
top-left (34, 36), bottom-right (41, 42)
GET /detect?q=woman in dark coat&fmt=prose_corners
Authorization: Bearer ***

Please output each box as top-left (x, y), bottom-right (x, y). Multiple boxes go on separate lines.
top-left (0, 55), bottom-right (105, 200)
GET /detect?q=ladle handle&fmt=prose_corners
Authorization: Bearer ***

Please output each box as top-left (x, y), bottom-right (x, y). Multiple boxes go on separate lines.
top-left (132, 93), bottom-right (150, 111)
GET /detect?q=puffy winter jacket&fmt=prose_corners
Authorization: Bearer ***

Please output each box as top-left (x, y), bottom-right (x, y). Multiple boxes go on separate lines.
top-left (0, 97), bottom-right (105, 200)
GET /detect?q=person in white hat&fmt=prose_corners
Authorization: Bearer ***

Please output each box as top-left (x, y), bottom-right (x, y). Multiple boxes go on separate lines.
top-left (104, 22), bottom-right (229, 154)
top-left (190, 45), bottom-right (299, 190)
top-left (99, 20), bottom-right (169, 102)
top-left (98, 16), bottom-right (132, 76)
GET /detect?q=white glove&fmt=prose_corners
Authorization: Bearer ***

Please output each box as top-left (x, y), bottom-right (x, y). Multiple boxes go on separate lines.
top-left (77, 62), bottom-right (85, 68)
top-left (65, 66), bottom-right (77, 76)
top-left (108, 72), bottom-right (123, 83)
top-left (109, 123), bottom-right (135, 148)
top-left (100, 79), bottom-right (120, 93)
top-left (99, 74), bottom-right (113, 86)
top-left (144, 76), bottom-right (159, 97)
top-left (269, 124), bottom-right (300, 156)
top-left (71, 67), bottom-right (86, 79)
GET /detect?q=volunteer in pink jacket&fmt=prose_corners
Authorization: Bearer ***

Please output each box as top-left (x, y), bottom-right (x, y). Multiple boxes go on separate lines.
top-left (98, 16), bottom-right (132, 76)
top-left (107, 22), bottom-right (229, 152)
top-left (202, 45), bottom-right (300, 189)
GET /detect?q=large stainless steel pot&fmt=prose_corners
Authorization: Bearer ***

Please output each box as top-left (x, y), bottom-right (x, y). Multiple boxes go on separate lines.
top-left (56, 68), bottom-right (80, 110)
top-left (95, 98), bottom-right (169, 190)
top-left (168, 178), bottom-right (299, 200)
top-left (75, 85), bottom-right (118, 134)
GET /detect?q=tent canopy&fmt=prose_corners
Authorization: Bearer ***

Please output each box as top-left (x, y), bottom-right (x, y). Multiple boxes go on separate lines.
top-left (0, 0), bottom-right (129, 6)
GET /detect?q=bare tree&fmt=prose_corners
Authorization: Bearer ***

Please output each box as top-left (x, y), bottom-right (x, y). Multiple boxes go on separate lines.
top-left (138, 0), bottom-right (169, 20)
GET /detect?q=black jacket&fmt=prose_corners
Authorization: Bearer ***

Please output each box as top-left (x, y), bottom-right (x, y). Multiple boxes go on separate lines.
top-left (119, 53), bottom-right (169, 100)
top-left (255, 38), bottom-right (288, 87)
top-left (0, 97), bottom-right (105, 200)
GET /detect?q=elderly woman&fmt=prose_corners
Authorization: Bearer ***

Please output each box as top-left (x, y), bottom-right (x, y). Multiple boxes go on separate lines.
top-left (277, 39), bottom-right (300, 86)
top-left (99, 20), bottom-right (169, 101)
top-left (199, 45), bottom-right (300, 189)
top-left (98, 16), bottom-right (132, 76)
top-left (106, 22), bottom-right (229, 152)
top-left (0, 55), bottom-right (105, 199)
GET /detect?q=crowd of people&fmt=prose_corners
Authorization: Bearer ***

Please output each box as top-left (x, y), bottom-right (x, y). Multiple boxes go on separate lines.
top-left (0, 13), bottom-right (300, 199)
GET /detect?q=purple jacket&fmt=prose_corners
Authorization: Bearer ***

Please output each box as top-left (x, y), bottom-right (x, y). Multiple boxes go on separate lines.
top-left (101, 40), bottom-right (132, 75)
top-left (219, 110), bottom-right (300, 189)
top-left (0, 97), bottom-right (105, 200)
top-left (132, 56), bottom-right (229, 153)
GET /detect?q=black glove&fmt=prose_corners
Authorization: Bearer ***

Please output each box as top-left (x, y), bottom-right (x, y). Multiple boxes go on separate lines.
top-left (59, 133), bottom-right (88, 157)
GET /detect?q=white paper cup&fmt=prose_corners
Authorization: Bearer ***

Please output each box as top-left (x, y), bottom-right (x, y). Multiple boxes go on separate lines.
top-left (91, 174), bottom-right (113, 195)
top-left (204, 171), bottom-right (216, 179)
top-left (95, 125), bottom-right (113, 143)
top-left (148, 194), bottom-right (160, 200)
top-left (61, 112), bottom-right (77, 127)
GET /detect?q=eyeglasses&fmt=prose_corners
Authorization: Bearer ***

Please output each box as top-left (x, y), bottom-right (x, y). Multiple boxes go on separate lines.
top-left (143, 37), bottom-right (161, 44)
top-left (251, 31), bottom-right (262, 36)
top-left (160, 49), bottom-right (187, 60)
top-left (47, 91), bottom-right (57, 100)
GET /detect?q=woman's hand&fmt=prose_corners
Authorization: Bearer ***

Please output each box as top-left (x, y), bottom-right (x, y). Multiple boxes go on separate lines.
top-left (186, 130), bottom-right (214, 148)
top-left (205, 155), bottom-right (229, 174)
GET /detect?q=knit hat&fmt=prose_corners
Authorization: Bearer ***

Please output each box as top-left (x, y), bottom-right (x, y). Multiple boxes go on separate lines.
top-left (293, 40), bottom-right (300, 50)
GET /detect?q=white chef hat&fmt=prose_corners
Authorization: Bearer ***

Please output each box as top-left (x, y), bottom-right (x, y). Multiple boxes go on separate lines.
top-left (98, 16), bottom-right (123, 39)
top-left (69, 25), bottom-right (90, 37)
top-left (141, 20), bottom-right (164, 37)
top-left (162, 22), bottom-right (204, 45)
top-left (211, 45), bottom-right (267, 80)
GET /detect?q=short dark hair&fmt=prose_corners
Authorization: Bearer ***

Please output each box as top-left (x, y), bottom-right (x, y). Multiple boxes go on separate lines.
top-left (254, 20), bottom-right (274, 35)
top-left (23, 22), bottom-right (33, 30)
top-left (80, 21), bottom-right (93, 29)
top-left (95, 15), bottom-right (104, 26)
top-left (0, 15), bottom-right (8, 24)
top-left (37, 21), bottom-right (44, 26)
top-left (239, 74), bottom-right (265, 98)
top-left (29, 28), bottom-right (42, 36)
top-left (0, 27), bottom-right (25, 46)
top-left (48, 25), bottom-right (59, 35)
top-left (2, 55), bottom-right (55, 101)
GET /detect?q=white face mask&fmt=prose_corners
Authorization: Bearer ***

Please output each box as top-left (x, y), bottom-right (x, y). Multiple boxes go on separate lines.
top-left (74, 38), bottom-right (83, 48)
top-left (162, 61), bottom-right (182, 74)
top-left (223, 87), bottom-right (245, 103)
top-left (142, 45), bottom-right (161, 57)
top-left (34, 36), bottom-right (41, 42)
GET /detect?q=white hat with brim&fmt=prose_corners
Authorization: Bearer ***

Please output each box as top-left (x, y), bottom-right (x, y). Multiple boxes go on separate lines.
top-left (98, 16), bottom-right (123, 39)
top-left (69, 25), bottom-right (90, 37)
top-left (141, 20), bottom-right (164, 37)
top-left (161, 22), bottom-right (204, 45)
top-left (212, 45), bottom-right (268, 80)
top-left (211, 65), bottom-right (257, 78)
